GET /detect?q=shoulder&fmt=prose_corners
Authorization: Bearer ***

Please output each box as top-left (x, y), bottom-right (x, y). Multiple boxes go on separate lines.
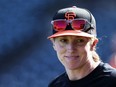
top-left (48, 72), bottom-right (68, 87)
top-left (100, 62), bottom-right (116, 78)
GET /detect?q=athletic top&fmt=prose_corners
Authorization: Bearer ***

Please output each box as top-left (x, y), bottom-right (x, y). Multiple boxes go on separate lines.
top-left (48, 62), bottom-right (116, 87)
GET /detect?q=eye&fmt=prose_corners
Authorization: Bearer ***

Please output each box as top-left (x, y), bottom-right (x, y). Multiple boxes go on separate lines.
top-left (75, 37), bottom-right (88, 46)
top-left (76, 38), bottom-right (85, 43)
top-left (60, 39), bottom-right (68, 43)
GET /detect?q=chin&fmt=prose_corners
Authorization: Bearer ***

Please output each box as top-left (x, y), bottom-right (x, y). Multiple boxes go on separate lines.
top-left (66, 65), bottom-right (80, 70)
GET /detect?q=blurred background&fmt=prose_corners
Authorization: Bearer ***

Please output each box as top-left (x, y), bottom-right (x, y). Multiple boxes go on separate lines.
top-left (0, 0), bottom-right (116, 87)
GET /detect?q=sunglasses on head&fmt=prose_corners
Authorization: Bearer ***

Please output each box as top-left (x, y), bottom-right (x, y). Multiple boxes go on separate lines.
top-left (51, 18), bottom-right (94, 32)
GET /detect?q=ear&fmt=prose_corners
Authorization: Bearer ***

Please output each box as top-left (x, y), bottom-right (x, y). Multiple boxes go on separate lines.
top-left (91, 38), bottom-right (98, 51)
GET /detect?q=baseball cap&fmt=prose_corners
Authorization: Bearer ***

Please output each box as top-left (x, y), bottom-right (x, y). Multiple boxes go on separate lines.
top-left (48, 6), bottom-right (97, 39)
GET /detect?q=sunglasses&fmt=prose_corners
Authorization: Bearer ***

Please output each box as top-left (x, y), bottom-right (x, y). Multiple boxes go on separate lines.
top-left (51, 19), bottom-right (93, 32)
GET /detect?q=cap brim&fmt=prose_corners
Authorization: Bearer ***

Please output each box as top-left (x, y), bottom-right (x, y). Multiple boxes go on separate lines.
top-left (48, 30), bottom-right (94, 39)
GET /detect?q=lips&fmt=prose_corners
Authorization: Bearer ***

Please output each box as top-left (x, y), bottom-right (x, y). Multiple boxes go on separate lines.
top-left (64, 55), bottom-right (79, 61)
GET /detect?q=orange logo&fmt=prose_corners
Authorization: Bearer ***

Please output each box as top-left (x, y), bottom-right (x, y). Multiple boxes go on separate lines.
top-left (65, 12), bottom-right (76, 20)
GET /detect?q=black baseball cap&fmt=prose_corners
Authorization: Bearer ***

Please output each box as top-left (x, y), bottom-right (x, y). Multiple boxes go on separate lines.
top-left (48, 6), bottom-right (97, 39)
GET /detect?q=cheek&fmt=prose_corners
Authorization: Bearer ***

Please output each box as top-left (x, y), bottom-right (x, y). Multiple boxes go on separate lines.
top-left (85, 45), bottom-right (91, 52)
top-left (54, 44), bottom-right (66, 55)
top-left (54, 45), bottom-right (66, 63)
top-left (84, 44), bottom-right (92, 57)
top-left (78, 46), bottom-right (87, 57)
top-left (78, 44), bottom-right (91, 56)
top-left (77, 45), bottom-right (87, 52)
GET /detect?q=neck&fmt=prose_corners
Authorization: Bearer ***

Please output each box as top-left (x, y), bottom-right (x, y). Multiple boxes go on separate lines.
top-left (66, 61), bottom-right (100, 81)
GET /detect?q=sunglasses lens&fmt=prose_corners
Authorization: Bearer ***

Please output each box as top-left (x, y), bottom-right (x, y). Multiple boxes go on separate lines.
top-left (53, 20), bottom-right (66, 31)
top-left (72, 20), bottom-right (86, 30)
top-left (52, 19), bottom-right (87, 31)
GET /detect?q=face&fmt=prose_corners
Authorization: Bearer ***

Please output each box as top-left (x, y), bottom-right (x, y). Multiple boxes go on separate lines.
top-left (52, 36), bottom-right (96, 70)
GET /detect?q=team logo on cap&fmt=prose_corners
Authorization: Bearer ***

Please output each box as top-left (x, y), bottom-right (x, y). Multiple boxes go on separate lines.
top-left (65, 12), bottom-right (76, 20)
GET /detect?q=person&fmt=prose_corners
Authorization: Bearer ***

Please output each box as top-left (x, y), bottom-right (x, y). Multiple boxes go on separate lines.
top-left (48, 6), bottom-right (116, 87)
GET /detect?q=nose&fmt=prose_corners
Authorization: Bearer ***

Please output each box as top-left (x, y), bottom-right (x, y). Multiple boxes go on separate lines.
top-left (66, 43), bottom-right (76, 53)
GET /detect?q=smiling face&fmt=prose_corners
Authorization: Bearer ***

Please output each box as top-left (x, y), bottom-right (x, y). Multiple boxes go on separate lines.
top-left (51, 36), bottom-right (96, 70)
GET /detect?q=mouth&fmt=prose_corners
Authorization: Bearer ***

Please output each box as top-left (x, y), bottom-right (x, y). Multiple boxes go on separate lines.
top-left (64, 55), bottom-right (79, 61)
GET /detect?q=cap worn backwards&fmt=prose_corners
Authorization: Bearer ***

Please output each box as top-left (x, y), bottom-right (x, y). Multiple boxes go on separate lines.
top-left (48, 6), bottom-right (97, 39)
